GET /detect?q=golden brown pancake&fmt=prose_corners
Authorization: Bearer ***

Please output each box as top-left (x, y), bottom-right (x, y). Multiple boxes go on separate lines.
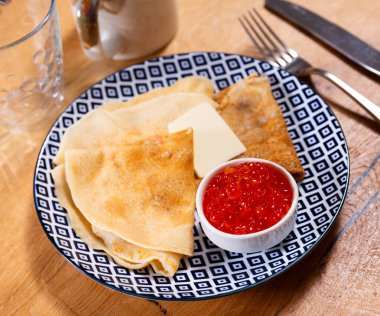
top-left (101, 75), bottom-right (215, 111)
top-left (64, 129), bottom-right (196, 256)
top-left (215, 74), bottom-right (304, 181)
top-left (54, 92), bottom-right (218, 165)
top-left (52, 164), bottom-right (183, 276)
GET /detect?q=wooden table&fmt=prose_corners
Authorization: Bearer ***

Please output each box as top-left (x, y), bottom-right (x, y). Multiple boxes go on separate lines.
top-left (1, 0), bottom-right (379, 315)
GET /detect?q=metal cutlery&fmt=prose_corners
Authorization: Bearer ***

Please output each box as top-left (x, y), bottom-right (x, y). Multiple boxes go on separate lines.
top-left (239, 9), bottom-right (380, 123)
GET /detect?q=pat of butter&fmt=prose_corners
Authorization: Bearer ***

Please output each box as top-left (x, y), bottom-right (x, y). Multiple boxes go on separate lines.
top-left (168, 102), bottom-right (246, 178)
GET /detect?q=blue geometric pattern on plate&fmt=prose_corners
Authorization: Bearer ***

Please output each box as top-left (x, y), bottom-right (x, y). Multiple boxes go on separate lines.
top-left (33, 52), bottom-right (349, 301)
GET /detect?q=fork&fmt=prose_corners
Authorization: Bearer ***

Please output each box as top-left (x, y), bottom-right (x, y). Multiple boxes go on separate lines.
top-left (239, 9), bottom-right (380, 123)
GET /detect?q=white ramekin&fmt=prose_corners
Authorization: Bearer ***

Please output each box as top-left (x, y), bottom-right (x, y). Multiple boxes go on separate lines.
top-left (196, 158), bottom-right (299, 253)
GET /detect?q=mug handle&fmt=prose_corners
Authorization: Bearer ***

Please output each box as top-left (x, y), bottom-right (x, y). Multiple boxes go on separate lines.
top-left (75, 0), bottom-right (104, 59)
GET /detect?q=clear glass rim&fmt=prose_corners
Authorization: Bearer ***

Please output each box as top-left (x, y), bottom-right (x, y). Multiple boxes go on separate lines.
top-left (0, 0), bottom-right (56, 51)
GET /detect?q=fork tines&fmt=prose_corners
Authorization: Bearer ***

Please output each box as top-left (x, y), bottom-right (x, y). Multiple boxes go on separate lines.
top-left (239, 9), bottom-right (296, 67)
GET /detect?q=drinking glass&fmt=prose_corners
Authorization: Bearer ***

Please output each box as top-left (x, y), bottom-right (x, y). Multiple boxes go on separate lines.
top-left (0, 0), bottom-right (63, 130)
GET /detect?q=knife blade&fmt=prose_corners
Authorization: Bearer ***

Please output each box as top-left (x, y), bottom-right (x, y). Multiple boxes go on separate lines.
top-left (265, 0), bottom-right (380, 78)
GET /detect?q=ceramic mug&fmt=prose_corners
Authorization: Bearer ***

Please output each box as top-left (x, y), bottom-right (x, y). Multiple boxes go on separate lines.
top-left (72, 0), bottom-right (178, 60)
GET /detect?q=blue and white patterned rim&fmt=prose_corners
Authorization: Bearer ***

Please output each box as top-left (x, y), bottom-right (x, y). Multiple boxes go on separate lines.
top-left (33, 52), bottom-right (350, 301)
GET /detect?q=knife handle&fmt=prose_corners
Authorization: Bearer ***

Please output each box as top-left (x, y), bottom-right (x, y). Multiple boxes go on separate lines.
top-left (309, 68), bottom-right (380, 123)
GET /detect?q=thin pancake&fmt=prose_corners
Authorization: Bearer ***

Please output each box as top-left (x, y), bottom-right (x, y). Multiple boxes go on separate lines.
top-left (54, 92), bottom-right (218, 165)
top-left (51, 165), bottom-right (147, 269)
top-left (100, 75), bottom-right (214, 111)
top-left (54, 109), bottom-right (125, 165)
top-left (52, 164), bottom-right (182, 276)
top-left (215, 75), bottom-right (304, 181)
top-left (92, 227), bottom-right (182, 276)
top-left (109, 93), bottom-right (219, 138)
top-left (65, 130), bottom-right (196, 256)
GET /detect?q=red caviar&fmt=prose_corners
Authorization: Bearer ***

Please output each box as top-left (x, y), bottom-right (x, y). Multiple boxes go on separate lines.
top-left (203, 162), bottom-right (293, 235)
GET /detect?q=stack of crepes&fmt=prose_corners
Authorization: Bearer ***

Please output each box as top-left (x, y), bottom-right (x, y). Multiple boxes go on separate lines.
top-left (52, 74), bottom-right (305, 277)
top-left (52, 76), bottom-right (220, 277)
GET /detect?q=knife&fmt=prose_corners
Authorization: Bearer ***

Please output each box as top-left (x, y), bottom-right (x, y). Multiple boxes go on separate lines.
top-left (265, 0), bottom-right (380, 78)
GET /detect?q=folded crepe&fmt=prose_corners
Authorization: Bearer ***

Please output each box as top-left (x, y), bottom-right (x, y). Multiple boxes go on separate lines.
top-left (52, 130), bottom-right (195, 276)
top-left (54, 76), bottom-right (218, 165)
top-left (51, 76), bottom-right (212, 276)
top-left (215, 74), bottom-right (304, 181)
top-left (64, 130), bottom-right (196, 257)
top-left (100, 75), bottom-right (215, 111)
top-left (52, 164), bottom-right (182, 276)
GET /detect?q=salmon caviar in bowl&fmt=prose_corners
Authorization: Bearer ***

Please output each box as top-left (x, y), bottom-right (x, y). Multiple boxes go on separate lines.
top-left (196, 158), bottom-right (299, 253)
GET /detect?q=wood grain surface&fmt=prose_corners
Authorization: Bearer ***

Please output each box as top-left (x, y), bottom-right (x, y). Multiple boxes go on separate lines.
top-left (1, 0), bottom-right (379, 315)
